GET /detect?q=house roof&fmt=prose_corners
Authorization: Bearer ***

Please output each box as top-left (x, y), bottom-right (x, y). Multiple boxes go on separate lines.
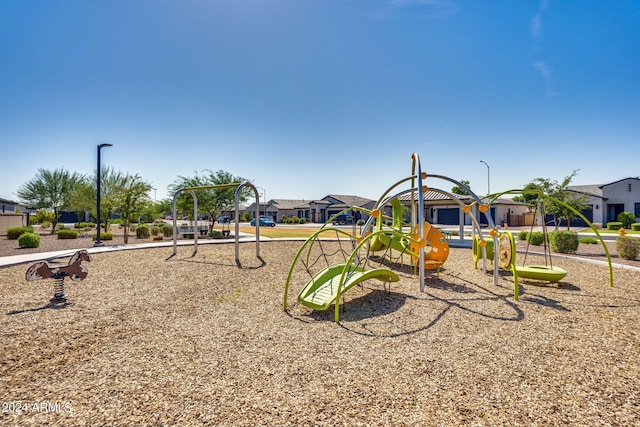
top-left (397, 191), bottom-right (528, 206)
top-left (323, 194), bottom-right (375, 207)
top-left (599, 177), bottom-right (640, 188)
top-left (270, 199), bottom-right (308, 210)
top-left (0, 197), bottom-right (19, 205)
top-left (567, 185), bottom-right (604, 198)
top-left (567, 177), bottom-right (640, 196)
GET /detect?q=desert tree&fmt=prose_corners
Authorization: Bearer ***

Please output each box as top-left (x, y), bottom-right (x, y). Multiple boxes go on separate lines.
top-left (17, 168), bottom-right (85, 233)
top-left (168, 169), bottom-right (250, 231)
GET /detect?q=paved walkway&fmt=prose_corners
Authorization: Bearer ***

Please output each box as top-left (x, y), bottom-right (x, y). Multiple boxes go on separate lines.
top-left (0, 234), bottom-right (265, 268)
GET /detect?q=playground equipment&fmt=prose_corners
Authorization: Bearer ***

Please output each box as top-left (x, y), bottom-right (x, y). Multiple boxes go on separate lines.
top-left (284, 152), bottom-right (494, 322)
top-left (482, 190), bottom-right (615, 299)
top-left (168, 182), bottom-right (263, 266)
top-left (25, 250), bottom-right (92, 304)
top-left (497, 231), bottom-right (567, 299)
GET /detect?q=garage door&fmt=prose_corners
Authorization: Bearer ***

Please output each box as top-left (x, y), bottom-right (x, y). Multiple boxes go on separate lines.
top-left (437, 208), bottom-right (459, 225)
top-left (479, 207), bottom-right (496, 226)
top-left (545, 206), bottom-right (594, 228)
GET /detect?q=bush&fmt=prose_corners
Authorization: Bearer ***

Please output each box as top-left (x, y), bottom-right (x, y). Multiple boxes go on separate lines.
top-left (618, 212), bottom-right (636, 229)
top-left (74, 222), bottom-right (96, 229)
top-left (528, 231), bottom-right (545, 245)
top-left (517, 231), bottom-right (529, 241)
top-left (136, 225), bottom-right (150, 238)
top-left (6, 226), bottom-right (34, 240)
top-left (548, 230), bottom-right (579, 253)
top-left (297, 218), bottom-right (306, 224)
top-left (580, 237), bottom-right (598, 244)
top-left (607, 222), bottom-right (623, 231)
top-left (34, 210), bottom-right (55, 224)
top-left (92, 232), bottom-right (113, 241)
top-left (18, 232), bottom-right (40, 248)
top-left (281, 215), bottom-right (287, 223)
top-left (55, 223), bottom-right (66, 231)
top-left (163, 225), bottom-right (173, 237)
top-left (57, 230), bottom-right (79, 239)
top-left (632, 223), bottom-right (640, 232)
top-left (210, 230), bottom-right (224, 239)
top-left (40, 221), bottom-right (52, 229)
top-left (150, 225), bottom-right (161, 236)
top-left (616, 236), bottom-right (639, 260)
top-left (357, 219), bottom-right (365, 226)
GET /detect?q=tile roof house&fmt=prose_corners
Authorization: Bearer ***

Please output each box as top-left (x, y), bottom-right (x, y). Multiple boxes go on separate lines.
top-left (246, 195), bottom-right (376, 223)
top-left (397, 191), bottom-right (530, 227)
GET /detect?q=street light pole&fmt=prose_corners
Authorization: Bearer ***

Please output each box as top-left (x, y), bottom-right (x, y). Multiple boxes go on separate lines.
top-left (95, 143), bottom-right (113, 246)
top-left (479, 160), bottom-right (490, 196)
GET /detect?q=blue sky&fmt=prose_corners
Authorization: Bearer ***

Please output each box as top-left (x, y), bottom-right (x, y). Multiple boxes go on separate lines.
top-left (1, 0), bottom-right (639, 204)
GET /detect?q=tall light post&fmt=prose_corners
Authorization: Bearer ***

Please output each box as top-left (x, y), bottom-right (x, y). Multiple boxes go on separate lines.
top-left (479, 160), bottom-right (490, 196)
top-left (95, 143), bottom-right (113, 246)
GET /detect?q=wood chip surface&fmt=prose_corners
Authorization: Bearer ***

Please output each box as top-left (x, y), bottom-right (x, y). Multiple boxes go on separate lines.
top-left (1, 241), bottom-right (639, 426)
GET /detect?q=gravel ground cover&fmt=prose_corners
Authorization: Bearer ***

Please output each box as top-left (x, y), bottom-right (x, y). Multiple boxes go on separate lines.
top-left (1, 239), bottom-right (639, 426)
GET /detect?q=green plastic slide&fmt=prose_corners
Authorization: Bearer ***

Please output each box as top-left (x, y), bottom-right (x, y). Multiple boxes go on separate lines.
top-left (297, 263), bottom-right (399, 311)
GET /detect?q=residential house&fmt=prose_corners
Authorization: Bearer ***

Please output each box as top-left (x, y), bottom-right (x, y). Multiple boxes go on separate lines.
top-left (305, 195), bottom-right (376, 224)
top-left (397, 191), bottom-right (531, 227)
top-left (567, 177), bottom-right (640, 226)
top-left (0, 197), bottom-right (30, 235)
top-left (245, 195), bottom-right (376, 223)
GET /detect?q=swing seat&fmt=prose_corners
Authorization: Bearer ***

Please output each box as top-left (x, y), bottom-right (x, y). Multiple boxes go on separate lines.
top-left (514, 265), bottom-right (567, 282)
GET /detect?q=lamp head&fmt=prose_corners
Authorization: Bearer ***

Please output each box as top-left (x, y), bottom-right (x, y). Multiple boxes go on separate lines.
top-left (98, 143), bottom-right (113, 149)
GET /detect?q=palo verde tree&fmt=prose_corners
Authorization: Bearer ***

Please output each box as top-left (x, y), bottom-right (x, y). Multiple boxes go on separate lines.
top-left (114, 174), bottom-right (153, 244)
top-left (168, 169), bottom-right (250, 231)
top-left (526, 170), bottom-right (589, 230)
top-left (69, 166), bottom-right (127, 233)
top-left (17, 168), bottom-right (85, 233)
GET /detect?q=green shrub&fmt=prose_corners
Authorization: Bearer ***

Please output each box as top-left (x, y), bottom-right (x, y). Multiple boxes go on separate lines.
top-left (607, 222), bottom-right (623, 231)
top-left (210, 230), bottom-right (224, 239)
top-left (281, 215), bottom-right (287, 223)
top-left (616, 236), bottom-right (639, 260)
top-left (57, 230), bottom-right (79, 239)
top-left (55, 223), bottom-right (66, 231)
top-left (6, 227), bottom-right (34, 240)
top-left (632, 223), bottom-right (640, 232)
top-left (528, 231), bottom-right (545, 245)
top-left (40, 221), bottom-right (52, 229)
top-left (548, 230), bottom-right (579, 253)
top-left (618, 212), bottom-right (636, 229)
top-left (517, 231), bottom-right (529, 241)
top-left (297, 218), bottom-right (306, 224)
top-left (357, 219), bottom-right (365, 226)
top-left (150, 225), bottom-right (161, 236)
top-left (580, 237), bottom-right (598, 244)
top-left (163, 225), bottom-right (173, 237)
top-left (34, 210), bottom-right (55, 224)
top-left (136, 225), bottom-right (150, 238)
top-left (18, 232), bottom-right (40, 248)
top-left (74, 222), bottom-right (96, 229)
top-left (92, 232), bottom-right (113, 241)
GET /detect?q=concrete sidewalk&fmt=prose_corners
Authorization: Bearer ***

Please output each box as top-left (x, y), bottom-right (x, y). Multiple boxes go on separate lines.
top-left (0, 234), bottom-right (265, 268)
